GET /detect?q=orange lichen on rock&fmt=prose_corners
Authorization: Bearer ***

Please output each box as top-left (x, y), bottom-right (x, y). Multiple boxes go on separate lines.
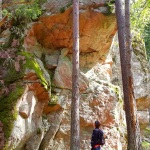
top-left (24, 8), bottom-right (117, 57)
top-left (24, 72), bottom-right (50, 102)
top-left (43, 104), bottom-right (62, 114)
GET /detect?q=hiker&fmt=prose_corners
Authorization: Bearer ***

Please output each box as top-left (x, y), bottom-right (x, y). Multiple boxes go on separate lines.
top-left (91, 120), bottom-right (105, 150)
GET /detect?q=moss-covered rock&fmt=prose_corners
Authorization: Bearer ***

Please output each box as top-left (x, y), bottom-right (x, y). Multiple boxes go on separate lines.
top-left (48, 94), bottom-right (58, 106)
top-left (4, 66), bottom-right (24, 85)
top-left (132, 31), bottom-right (149, 72)
top-left (0, 83), bottom-right (25, 139)
top-left (20, 51), bottom-right (50, 90)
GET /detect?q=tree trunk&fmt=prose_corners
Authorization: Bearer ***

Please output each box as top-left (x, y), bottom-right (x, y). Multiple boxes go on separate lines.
top-left (125, 0), bottom-right (142, 149)
top-left (115, 0), bottom-right (142, 149)
top-left (70, 0), bottom-right (80, 150)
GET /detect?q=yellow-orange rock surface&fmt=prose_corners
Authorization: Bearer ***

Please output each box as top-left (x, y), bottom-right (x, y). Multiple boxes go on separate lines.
top-left (25, 8), bottom-right (117, 57)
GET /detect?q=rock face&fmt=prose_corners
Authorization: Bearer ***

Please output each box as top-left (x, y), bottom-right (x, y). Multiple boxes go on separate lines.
top-left (1, 1), bottom-right (149, 150)
top-left (5, 5), bottom-right (126, 149)
top-left (39, 81), bottom-right (126, 150)
top-left (6, 50), bottom-right (126, 150)
top-left (42, 0), bottom-right (110, 15)
top-left (24, 8), bottom-right (117, 71)
top-left (110, 34), bottom-right (150, 148)
top-left (6, 89), bottom-right (45, 150)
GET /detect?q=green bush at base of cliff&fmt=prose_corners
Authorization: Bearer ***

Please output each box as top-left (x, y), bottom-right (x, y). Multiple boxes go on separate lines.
top-left (0, 84), bottom-right (25, 139)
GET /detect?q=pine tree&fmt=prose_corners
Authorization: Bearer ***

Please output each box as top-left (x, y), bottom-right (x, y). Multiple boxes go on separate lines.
top-left (115, 0), bottom-right (142, 149)
top-left (70, 0), bottom-right (80, 149)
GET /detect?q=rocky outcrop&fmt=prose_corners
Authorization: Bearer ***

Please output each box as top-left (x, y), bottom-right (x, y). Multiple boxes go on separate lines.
top-left (1, 0), bottom-right (149, 150)
top-left (24, 7), bottom-right (117, 71)
top-left (6, 89), bottom-right (45, 150)
top-left (36, 67), bottom-right (126, 150)
top-left (110, 34), bottom-right (150, 148)
top-left (42, 0), bottom-right (110, 15)
top-left (5, 43), bottom-right (126, 150)
top-left (41, 85), bottom-right (125, 150)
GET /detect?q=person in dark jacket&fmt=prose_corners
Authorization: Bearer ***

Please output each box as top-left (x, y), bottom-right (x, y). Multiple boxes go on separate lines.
top-left (91, 120), bottom-right (104, 150)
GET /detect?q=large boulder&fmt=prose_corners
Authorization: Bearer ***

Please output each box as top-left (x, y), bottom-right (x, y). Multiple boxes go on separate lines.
top-left (6, 89), bottom-right (45, 150)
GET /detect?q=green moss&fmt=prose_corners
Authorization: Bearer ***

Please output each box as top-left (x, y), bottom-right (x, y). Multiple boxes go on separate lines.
top-left (19, 51), bottom-right (49, 89)
top-left (4, 66), bottom-right (24, 85)
top-left (0, 84), bottom-right (25, 139)
top-left (48, 94), bottom-right (58, 106)
top-left (60, 7), bottom-right (66, 13)
top-left (37, 127), bottom-right (42, 134)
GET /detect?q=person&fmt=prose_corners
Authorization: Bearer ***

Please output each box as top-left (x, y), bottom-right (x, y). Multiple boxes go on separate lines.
top-left (91, 120), bottom-right (105, 150)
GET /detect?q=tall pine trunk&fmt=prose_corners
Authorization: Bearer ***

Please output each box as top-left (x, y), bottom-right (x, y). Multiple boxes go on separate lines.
top-left (70, 0), bottom-right (80, 150)
top-left (115, 0), bottom-right (142, 149)
top-left (125, 0), bottom-right (142, 149)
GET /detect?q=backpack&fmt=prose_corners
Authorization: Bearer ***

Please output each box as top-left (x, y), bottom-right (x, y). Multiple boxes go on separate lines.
top-left (97, 129), bottom-right (105, 145)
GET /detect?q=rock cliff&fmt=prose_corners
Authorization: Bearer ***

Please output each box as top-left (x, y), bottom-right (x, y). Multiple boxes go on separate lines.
top-left (0, 0), bottom-right (149, 150)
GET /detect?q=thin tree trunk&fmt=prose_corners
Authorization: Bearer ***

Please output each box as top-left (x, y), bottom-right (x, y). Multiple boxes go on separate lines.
top-left (70, 0), bottom-right (80, 150)
top-left (115, 0), bottom-right (142, 149)
top-left (125, 0), bottom-right (142, 149)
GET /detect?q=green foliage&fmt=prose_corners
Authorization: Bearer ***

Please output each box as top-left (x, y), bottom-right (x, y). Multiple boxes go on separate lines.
top-left (144, 23), bottom-right (150, 60)
top-left (19, 51), bottom-right (49, 89)
top-left (106, 0), bottom-right (115, 14)
top-left (131, 0), bottom-right (150, 33)
top-left (0, 84), bottom-right (25, 139)
top-left (2, 0), bottom-right (43, 41)
top-left (131, 0), bottom-right (150, 60)
top-left (2, 0), bottom-right (42, 24)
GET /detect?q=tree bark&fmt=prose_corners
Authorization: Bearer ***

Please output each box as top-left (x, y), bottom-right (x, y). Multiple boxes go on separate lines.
top-left (125, 0), bottom-right (142, 149)
top-left (115, 0), bottom-right (142, 149)
top-left (70, 0), bottom-right (80, 150)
